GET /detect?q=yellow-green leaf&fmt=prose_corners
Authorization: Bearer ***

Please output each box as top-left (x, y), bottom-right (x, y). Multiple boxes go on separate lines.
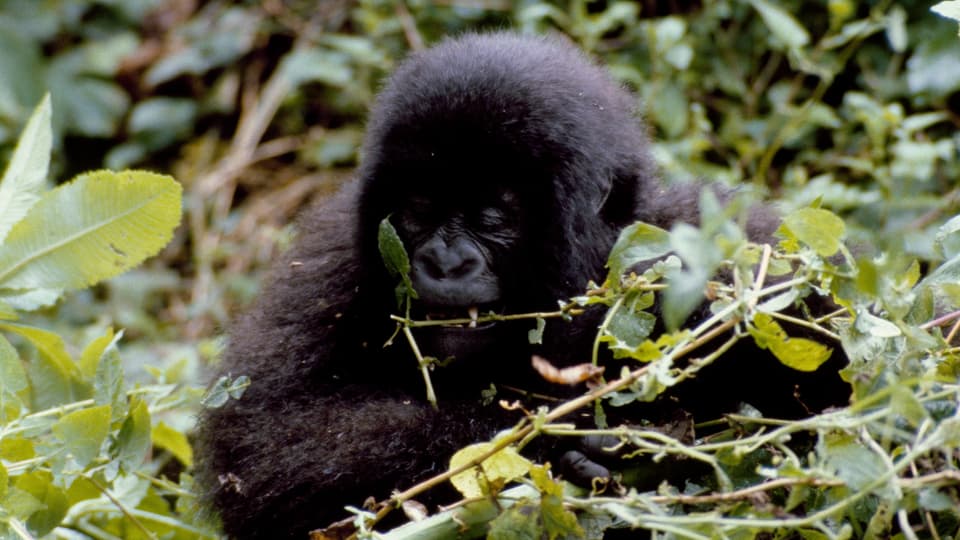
top-left (749, 313), bottom-right (832, 372)
top-left (79, 327), bottom-right (115, 379)
top-left (779, 207), bottom-right (846, 257)
top-left (52, 404), bottom-right (111, 467)
top-left (0, 321), bottom-right (89, 408)
top-left (152, 421), bottom-right (194, 467)
top-left (0, 170), bottom-right (182, 291)
top-left (449, 442), bottom-right (531, 498)
top-left (0, 94), bottom-right (52, 243)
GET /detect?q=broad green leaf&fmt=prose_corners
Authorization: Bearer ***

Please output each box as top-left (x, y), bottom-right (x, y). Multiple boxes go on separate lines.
top-left (117, 398), bottom-right (151, 472)
top-left (606, 221), bottom-right (671, 284)
top-left (0, 170), bottom-right (182, 291)
top-left (0, 462), bottom-right (6, 500)
top-left (750, 0), bottom-right (811, 49)
top-left (0, 94), bottom-right (51, 243)
top-left (779, 207), bottom-right (845, 257)
top-left (52, 404), bottom-right (111, 467)
top-left (450, 443), bottom-right (531, 498)
top-left (749, 313), bottom-right (832, 372)
top-left (153, 421), bottom-right (194, 467)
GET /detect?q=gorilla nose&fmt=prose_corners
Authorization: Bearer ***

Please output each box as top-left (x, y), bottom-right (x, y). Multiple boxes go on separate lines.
top-left (413, 237), bottom-right (483, 281)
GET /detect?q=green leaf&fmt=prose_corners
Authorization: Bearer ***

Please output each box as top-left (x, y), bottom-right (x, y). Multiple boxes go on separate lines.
top-left (52, 404), bottom-right (111, 467)
top-left (116, 398), bottom-right (151, 472)
top-left (541, 494), bottom-right (584, 540)
top-left (0, 334), bottom-right (26, 420)
top-left (79, 327), bottom-right (115, 379)
top-left (606, 221), bottom-right (671, 283)
top-left (0, 333), bottom-right (26, 394)
top-left (450, 443), bottom-right (531, 498)
top-left (153, 421), bottom-right (194, 467)
top-left (15, 471), bottom-right (69, 537)
top-left (0, 94), bottom-right (51, 243)
top-left (601, 308), bottom-right (657, 358)
top-left (201, 374), bottom-right (250, 408)
top-left (749, 313), bottom-right (832, 372)
top-left (819, 432), bottom-right (891, 495)
top-left (885, 6), bottom-right (908, 53)
top-left (932, 0), bottom-right (960, 34)
top-left (0, 321), bottom-right (88, 408)
top-left (280, 47), bottom-right (353, 88)
top-left (93, 331), bottom-right (125, 418)
top-left (0, 170), bottom-right (182, 291)
top-left (0, 288), bottom-right (62, 312)
top-left (663, 267), bottom-right (707, 332)
top-left (378, 216), bottom-right (417, 307)
top-left (488, 504), bottom-right (542, 540)
top-left (779, 207), bottom-right (846, 257)
top-left (750, 0), bottom-right (811, 49)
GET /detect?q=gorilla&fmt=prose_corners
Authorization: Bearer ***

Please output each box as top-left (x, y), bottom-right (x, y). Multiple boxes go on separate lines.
top-left (195, 32), bottom-right (847, 539)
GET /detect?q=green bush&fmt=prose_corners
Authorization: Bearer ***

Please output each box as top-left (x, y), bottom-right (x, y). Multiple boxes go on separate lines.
top-left (0, 97), bottom-right (216, 538)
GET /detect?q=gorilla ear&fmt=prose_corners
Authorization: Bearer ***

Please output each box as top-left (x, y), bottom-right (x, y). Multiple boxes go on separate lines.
top-left (596, 173), bottom-right (639, 226)
top-left (591, 178), bottom-right (613, 215)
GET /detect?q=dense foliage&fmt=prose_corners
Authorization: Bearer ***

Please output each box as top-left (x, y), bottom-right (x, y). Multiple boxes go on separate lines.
top-left (1, 0), bottom-right (960, 539)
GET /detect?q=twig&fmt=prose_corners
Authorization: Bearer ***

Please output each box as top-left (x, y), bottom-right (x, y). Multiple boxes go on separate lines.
top-left (85, 476), bottom-right (157, 540)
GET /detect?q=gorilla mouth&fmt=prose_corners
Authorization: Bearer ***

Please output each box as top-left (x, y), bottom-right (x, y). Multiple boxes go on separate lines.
top-left (421, 305), bottom-right (500, 329)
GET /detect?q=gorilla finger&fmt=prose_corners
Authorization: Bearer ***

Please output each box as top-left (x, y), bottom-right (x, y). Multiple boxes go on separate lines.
top-left (557, 450), bottom-right (611, 486)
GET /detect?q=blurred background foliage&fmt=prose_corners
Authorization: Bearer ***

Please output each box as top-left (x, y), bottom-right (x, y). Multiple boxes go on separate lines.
top-left (0, 0), bottom-right (958, 537)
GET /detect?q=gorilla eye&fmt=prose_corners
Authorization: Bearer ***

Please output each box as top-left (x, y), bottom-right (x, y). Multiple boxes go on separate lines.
top-left (478, 207), bottom-right (507, 228)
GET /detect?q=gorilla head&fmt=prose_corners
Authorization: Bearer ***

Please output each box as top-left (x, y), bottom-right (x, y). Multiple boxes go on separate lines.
top-left (355, 33), bottom-right (658, 363)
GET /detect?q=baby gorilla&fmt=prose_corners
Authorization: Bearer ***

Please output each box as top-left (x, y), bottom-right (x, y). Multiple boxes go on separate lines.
top-left (195, 32), bottom-right (845, 539)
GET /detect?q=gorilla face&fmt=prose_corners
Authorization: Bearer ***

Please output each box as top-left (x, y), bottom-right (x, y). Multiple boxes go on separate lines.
top-left (398, 188), bottom-right (521, 308)
top-left (391, 185), bottom-right (528, 362)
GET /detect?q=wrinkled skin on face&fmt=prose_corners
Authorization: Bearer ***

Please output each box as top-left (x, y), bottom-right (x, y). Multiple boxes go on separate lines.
top-left (392, 187), bottom-right (525, 361)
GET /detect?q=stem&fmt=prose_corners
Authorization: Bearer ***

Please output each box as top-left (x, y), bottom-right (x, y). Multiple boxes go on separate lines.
top-left (402, 326), bottom-right (437, 409)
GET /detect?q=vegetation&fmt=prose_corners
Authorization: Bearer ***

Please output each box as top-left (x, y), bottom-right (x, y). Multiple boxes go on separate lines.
top-left (1, 1), bottom-right (960, 539)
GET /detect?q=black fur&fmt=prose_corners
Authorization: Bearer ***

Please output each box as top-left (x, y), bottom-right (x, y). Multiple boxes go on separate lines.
top-left (194, 33), bottom-right (846, 539)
